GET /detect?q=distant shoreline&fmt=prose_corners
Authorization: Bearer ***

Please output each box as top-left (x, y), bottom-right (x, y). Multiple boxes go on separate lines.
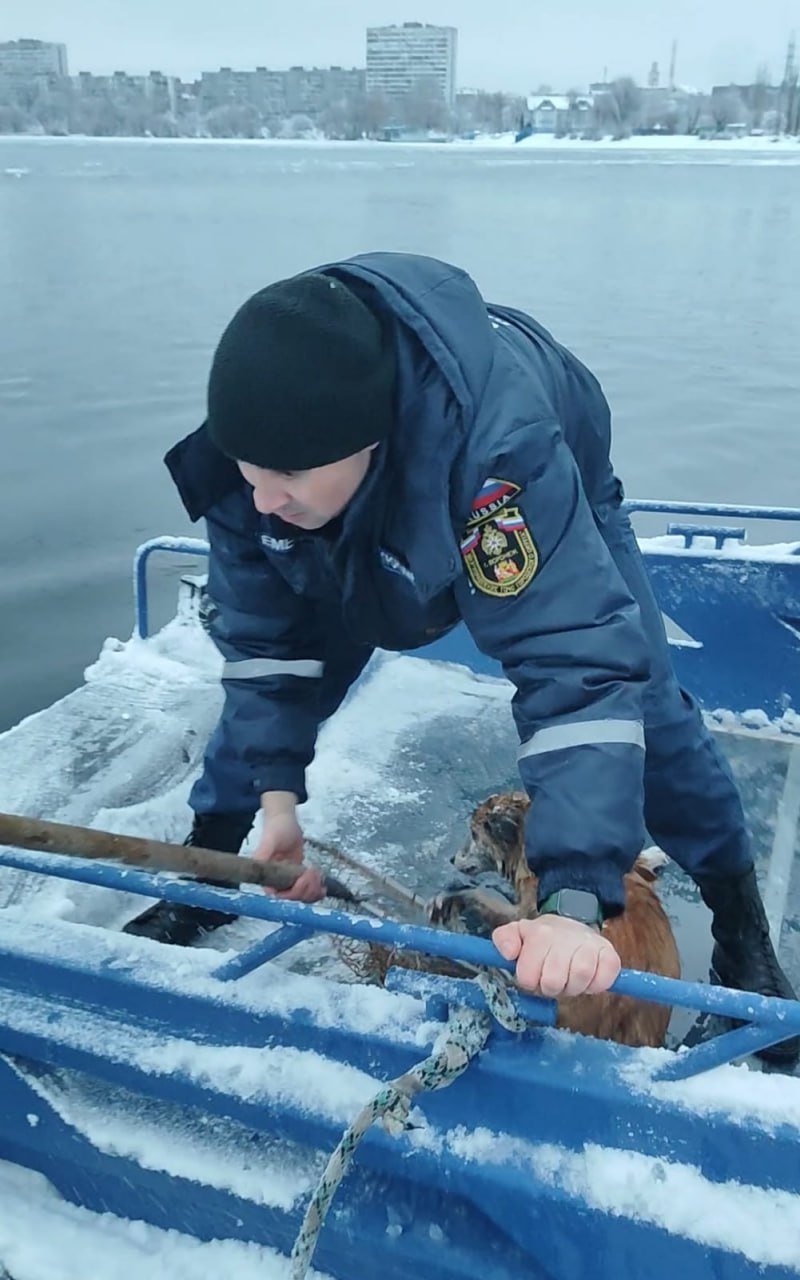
top-left (2, 131), bottom-right (799, 155)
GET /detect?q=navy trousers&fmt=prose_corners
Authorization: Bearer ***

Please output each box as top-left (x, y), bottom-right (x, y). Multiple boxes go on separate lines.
top-left (597, 504), bottom-right (752, 880)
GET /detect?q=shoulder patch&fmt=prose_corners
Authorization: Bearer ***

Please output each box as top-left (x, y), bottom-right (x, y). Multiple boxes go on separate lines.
top-left (461, 478), bottom-right (538, 598)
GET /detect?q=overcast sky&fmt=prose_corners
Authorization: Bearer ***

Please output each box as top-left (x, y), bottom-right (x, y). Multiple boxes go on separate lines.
top-left (2, 1), bottom-right (797, 93)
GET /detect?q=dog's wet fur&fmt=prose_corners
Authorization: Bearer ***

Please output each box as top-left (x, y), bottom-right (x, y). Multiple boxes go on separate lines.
top-left (430, 791), bottom-right (680, 1048)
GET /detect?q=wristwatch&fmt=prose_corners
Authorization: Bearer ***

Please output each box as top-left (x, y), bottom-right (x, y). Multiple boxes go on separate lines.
top-left (539, 888), bottom-right (604, 928)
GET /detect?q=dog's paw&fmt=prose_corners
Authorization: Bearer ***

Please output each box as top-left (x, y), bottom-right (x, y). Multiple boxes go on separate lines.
top-left (429, 887), bottom-right (517, 936)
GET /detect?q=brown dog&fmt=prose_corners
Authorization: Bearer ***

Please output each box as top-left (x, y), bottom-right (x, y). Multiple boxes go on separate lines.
top-left (432, 792), bottom-right (681, 1049)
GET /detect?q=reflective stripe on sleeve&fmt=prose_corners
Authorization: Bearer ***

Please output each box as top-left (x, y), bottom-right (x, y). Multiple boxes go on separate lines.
top-left (518, 718), bottom-right (645, 761)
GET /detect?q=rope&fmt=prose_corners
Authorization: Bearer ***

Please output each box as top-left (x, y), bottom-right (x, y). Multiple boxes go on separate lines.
top-left (476, 969), bottom-right (528, 1034)
top-left (288, 971), bottom-right (526, 1279)
top-left (306, 835), bottom-right (430, 917)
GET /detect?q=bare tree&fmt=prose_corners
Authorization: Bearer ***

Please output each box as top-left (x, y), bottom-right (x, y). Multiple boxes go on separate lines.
top-left (454, 89), bottom-right (520, 135)
top-left (565, 88), bottom-right (582, 135)
top-left (684, 94), bottom-right (705, 135)
top-left (788, 81), bottom-right (800, 135)
top-left (278, 112), bottom-right (315, 139)
top-left (0, 101), bottom-right (27, 133)
top-left (362, 90), bottom-right (392, 137)
top-left (591, 77), bottom-right (642, 137)
top-left (401, 77), bottom-right (448, 132)
top-left (319, 97), bottom-right (349, 139)
top-left (591, 90), bottom-right (614, 133)
top-left (25, 79), bottom-right (72, 134)
top-left (460, 91), bottom-right (507, 134)
top-left (205, 103), bottom-right (262, 138)
top-left (710, 90), bottom-right (747, 132)
top-left (782, 61), bottom-right (799, 135)
top-left (145, 112), bottom-right (180, 138)
top-left (502, 94), bottom-right (527, 132)
top-left (609, 77), bottom-right (642, 137)
top-left (750, 65), bottom-right (770, 129)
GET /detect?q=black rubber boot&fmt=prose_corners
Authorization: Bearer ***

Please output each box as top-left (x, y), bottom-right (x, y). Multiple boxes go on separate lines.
top-left (694, 866), bottom-right (800, 1067)
top-left (122, 811), bottom-right (256, 947)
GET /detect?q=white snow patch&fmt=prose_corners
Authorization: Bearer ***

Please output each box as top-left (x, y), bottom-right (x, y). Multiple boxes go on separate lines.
top-left (0, 1160), bottom-right (334, 1280)
top-left (17, 1068), bottom-right (317, 1210)
top-left (639, 534), bottom-right (800, 562)
top-left (619, 1050), bottom-right (800, 1133)
top-left (0, 912), bottom-right (436, 1048)
top-left (446, 1130), bottom-right (800, 1269)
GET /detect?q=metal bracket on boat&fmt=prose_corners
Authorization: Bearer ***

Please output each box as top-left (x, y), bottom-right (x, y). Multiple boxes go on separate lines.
top-left (384, 967), bottom-right (557, 1030)
top-left (665, 522), bottom-right (746, 548)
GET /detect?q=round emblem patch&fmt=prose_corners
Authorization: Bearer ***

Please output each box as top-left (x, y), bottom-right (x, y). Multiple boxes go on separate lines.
top-left (461, 488), bottom-right (539, 598)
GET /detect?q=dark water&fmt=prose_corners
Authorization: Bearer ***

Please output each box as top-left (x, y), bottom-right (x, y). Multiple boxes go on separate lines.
top-left (2, 136), bottom-right (800, 730)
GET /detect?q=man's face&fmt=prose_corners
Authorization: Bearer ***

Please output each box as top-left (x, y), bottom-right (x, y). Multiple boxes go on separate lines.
top-left (237, 446), bottom-right (376, 530)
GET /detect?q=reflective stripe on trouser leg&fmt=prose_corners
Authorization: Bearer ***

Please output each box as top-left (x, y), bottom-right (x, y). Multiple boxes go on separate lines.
top-left (222, 658), bottom-right (324, 679)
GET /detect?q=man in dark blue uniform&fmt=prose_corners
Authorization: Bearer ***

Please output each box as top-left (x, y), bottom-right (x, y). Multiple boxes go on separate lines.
top-left (126, 253), bottom-right (797, 1066)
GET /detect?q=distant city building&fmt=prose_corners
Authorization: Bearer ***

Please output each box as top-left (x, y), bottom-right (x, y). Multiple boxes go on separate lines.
top-left (526, 93), bottom-right (593, 134)
top-left (198, 65), bottom-right (364, 119)
top-left (366, 22), bottom-right (457, 107)
top-left (199, 66), bottom-right (262, 110)
top-left (283, 65), bottom-right (365, 116)
top-left (711, 82), bottom-right (782, 114)
top-left (0, 37), bottom-right (68, 78)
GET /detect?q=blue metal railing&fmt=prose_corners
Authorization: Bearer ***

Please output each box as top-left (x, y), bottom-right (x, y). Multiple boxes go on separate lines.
top-left (624, 499), bottom-right (800, 521)
top-left (1, 844), bottom-right (798, 1080)
top-left (134, 536), bottom-right (210, 640)
top-left (133, 503), bottom-right (800, 639)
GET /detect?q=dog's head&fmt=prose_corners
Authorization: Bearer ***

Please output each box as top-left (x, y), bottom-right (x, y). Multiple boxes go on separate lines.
top-left (452, 791), bottom-right (532, 889)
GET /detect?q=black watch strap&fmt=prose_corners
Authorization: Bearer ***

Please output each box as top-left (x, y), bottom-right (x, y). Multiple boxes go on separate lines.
top-left (539, 888), bottom-right (604, 927)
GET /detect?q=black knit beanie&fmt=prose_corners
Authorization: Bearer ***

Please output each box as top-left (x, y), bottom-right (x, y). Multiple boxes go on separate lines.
top-left (206, 272), bottom-right (396, 471)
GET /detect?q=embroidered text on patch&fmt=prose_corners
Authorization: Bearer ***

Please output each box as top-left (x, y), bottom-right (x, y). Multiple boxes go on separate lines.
top-left (461, 482), bottom-right (538, 597)
top-left (467, 477), bottom-right (522, 527)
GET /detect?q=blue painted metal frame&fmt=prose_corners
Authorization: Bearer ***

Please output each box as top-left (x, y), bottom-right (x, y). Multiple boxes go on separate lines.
top-left (133, 501), bottom-right (800, 718)
top-left (134, 535), bottom-right (210, 640)
top-left (1, 851), bottom-right (799, 1279)
top-left (1, 846), bottom-right (798, 1076)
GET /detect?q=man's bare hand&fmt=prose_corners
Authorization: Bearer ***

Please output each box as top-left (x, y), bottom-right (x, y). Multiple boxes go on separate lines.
top-left (253, 793), bottom-right (325, 903)
top-left (492, 915), bottom-right (621, 998)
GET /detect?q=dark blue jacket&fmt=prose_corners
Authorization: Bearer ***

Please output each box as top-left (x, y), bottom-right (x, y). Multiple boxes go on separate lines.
top-left (167, 253), bottom-right (650, 911)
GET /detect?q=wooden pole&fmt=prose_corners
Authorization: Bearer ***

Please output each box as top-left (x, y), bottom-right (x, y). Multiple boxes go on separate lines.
top-left (0, 811), bottom-right (357, 900)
